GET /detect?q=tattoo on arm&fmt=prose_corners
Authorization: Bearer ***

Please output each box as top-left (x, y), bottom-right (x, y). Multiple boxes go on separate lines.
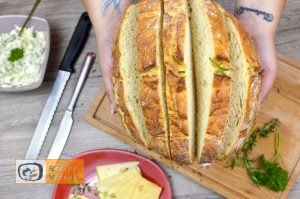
top-left (235, 7), bottom-right (274, 22)
top-left (101, 0), bottom-right (121, 15)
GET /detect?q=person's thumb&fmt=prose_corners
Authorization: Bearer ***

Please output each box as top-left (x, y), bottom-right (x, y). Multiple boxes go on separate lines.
top-left (102, 64), bottom-right (116, 115)
top-left (258, 50), bottom-right (277, 107)
top-left (98, 39), bottom-right (116, 115)
top-left (259, 64), bottom-right (277, 105)
top-left (250, 36), bottom-right (277, 108)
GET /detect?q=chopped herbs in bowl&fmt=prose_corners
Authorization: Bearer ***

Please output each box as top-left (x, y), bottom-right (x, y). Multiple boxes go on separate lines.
top-left (0, 15), bottom-right (50, 92)
top-left (0, 26), bottom-right (46, 88)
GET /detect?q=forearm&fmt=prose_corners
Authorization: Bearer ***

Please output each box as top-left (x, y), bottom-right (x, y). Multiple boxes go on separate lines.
top-left (234, 0), bottom-right (286, 38)
top-left (82, 0), bottom-right (134, 38)
top-left (234, 0), bottom-right (286, 103)
top-left (82, 0), bottom-right (134, 106)
top-left (81, 0), bottom-right (134, 72)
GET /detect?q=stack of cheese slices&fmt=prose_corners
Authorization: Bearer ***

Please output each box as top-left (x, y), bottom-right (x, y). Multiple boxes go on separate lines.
top-left (112, 0), bottom-right (261, 164)
top-left (96, 161), bottom-right (162, 199)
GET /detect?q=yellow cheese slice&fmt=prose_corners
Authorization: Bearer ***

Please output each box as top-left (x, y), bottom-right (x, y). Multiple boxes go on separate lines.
top-left (96, 161), bottom-right (140, 182)
top-left (97, 169), bottom-right (141, 193)
top-left (100, 175), bottom-right (142, 199)
top-left (131, 177), bottom-right (162, 199)
top-left (95, 161), bottom-right (162, 199)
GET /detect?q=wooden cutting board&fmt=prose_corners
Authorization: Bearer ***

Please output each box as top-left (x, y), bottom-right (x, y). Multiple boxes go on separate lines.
top-left (84, 53), bottom-right (300, 199)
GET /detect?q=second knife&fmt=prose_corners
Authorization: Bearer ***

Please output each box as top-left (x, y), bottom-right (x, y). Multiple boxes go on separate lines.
top-left (25, 12), bottom-right (92, 160)
top-left (47, 53), bottom-right (95, 159)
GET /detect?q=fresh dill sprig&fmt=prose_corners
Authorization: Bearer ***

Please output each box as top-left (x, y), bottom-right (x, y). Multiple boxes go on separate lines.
top-left (230, 119), bottom-right (288, 192)
top-left (272, 128), bottom-right (281, 163)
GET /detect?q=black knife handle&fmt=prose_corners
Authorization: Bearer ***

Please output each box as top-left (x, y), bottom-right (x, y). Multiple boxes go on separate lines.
top-left (59, 12), bottom-right (92, 73)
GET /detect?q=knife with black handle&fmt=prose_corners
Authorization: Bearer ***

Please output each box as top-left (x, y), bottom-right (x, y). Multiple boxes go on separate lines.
top-left (25, 12), bottom-right (92, 160)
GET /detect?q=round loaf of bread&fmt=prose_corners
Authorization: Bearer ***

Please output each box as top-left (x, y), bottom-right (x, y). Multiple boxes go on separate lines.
top-left (112, 0), bottom-right (261, 165)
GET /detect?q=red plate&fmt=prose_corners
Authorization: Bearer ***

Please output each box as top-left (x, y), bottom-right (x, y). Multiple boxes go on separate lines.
top-left (52, 149), bottom-right (172, 199)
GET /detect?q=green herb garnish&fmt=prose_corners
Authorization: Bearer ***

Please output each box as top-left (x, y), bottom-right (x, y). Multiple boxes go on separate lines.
top-left (230, 119), bottom-right (289, 192)
top-left (169, 117), bottom-right (172, 125)
top-left (72, 183), bottom-right (95, 195)
top-left (172, 55), bottom-right (186, 74)
top-left (8, 48), bottom-right (24, 62)
top-left (138, 185), bottom-right (144, 191)
top-left (250, 155), bottom-right (288, 191)
top-left (102, 191), bottom-right (108, 197)
top-left (172, 55), bottom-right (184, 65)
top-left (209, 57), bottom-right (229, 77)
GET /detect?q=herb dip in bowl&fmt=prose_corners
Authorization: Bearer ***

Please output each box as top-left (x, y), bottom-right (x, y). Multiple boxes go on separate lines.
top-left (0, 15), bottom-right (50, 92)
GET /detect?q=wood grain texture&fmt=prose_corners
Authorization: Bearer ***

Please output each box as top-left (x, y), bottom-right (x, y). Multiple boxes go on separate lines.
top-left (0, 0), bottom-right (299, 198)
top-left (85, 53), bottom-right (300, 198)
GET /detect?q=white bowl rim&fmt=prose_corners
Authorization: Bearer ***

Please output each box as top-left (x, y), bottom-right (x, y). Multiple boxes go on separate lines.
top-left (0, 15), bottom-right (48, 22)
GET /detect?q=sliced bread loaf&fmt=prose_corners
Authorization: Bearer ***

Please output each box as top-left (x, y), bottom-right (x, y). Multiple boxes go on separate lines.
top-left (215, 3), bottom-right (261, 158)
top-left (112, 5), bottom-right (152, 146)
top-left (112, 0), bottom-right (261, 164)
top-left (189, 0), bottom-right (231, 163)
top-left (163, 0), bottom-right (195, 163)
top-left (137, 0), bottom-right (171, 158)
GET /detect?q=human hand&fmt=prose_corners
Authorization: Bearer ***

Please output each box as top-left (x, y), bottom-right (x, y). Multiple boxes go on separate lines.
top-left (234, 0), bottom-right (286, 107)
top-left (236, 10), bottom-right (278, 107)
top-left (83, 0), bottom-right (134, 114)
top-left (250, 35), bottom-right (277, 106)
top-left (96, 16), bottom-right (121, 115)
top-left (238, 21), bottom-right (277, 107)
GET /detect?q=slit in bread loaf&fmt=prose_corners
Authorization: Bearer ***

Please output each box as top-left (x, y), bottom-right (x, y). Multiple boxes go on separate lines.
top-left (137, 0), bottom-right (171, 158)
top-left (189, 0), bottom-right (231, 163)
top-left (163, 0), bottom-right (195, 163)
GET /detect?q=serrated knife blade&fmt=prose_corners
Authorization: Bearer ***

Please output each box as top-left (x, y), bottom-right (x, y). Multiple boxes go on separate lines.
top-left (47, 53), bottom-right (95, 159)
top-left (25, 71), bottom-right (70, 159)
top-left (25, 12), bottom-right (92, 160)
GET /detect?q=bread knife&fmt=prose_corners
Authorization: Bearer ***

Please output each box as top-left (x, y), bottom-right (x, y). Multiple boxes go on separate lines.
top-left (25, 13), bottom-right (92, 160)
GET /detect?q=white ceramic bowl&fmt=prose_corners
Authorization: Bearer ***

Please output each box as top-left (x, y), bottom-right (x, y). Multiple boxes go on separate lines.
top-left (0, 15), bottom-right (50, 92)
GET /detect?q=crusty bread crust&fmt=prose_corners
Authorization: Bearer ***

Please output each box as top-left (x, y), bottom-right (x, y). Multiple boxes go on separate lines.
top-left (112, 5), bottom-right (144, 144)
top-left (213, 3), bottom-right (261, 158)
top-left (112, 0), bottom-right (261, 164)
top-left (163, 0), bottom-right (195, 163)
top-left (234, 76), bottom-right (261, 150)
top-left (137, 0), bottom-right (171, 158)
top-left (198, 0), bottom-right (231, 163)
top-left (200, 76), bottom-right (231, 163)
top-left (222, 11), bottom-right (261, 153)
